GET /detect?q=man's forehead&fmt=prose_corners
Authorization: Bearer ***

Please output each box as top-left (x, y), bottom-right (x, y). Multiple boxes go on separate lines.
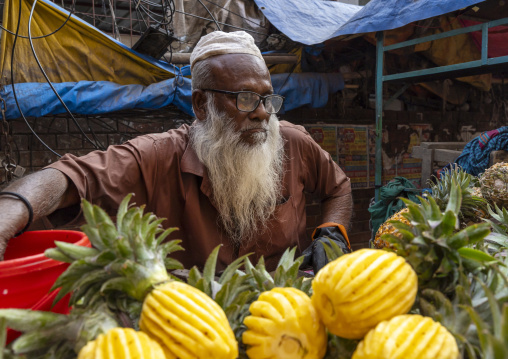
top-left (206, 54), bottom-right (271, 89)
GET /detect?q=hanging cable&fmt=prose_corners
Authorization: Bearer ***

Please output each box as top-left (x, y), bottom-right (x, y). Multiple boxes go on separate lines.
top-left (196, 0), bottom-right (221, 31)
top-left (203, 0), bottom-right (266, 28)
top-left (174, 10), bottom-right (267, 35)
top-left (10, 0), bottom-right (62, 157)
top-left (28, 0), bottom-right (104, 150)
top-left (0, 0), bottom-right (76, 39)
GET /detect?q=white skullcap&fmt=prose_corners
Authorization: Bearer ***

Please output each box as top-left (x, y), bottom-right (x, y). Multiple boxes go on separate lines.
top-left (190, 31), bottom-right (263, 70)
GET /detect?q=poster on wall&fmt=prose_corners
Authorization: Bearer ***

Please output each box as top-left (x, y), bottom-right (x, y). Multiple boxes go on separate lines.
top-left (338, 126), bottom-right (372, 189)
top-left (305, 124), bottom-right (373, 189)
top-left (305, 123), bottom-right (430, 189)
top-left (305, 126), bottom-right (338, 162)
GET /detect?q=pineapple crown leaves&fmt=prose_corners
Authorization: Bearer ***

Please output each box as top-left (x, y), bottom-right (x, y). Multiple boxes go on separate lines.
top-left (487, 204), bottom-right (508, 230)
top-left (185, 244), bottom-right (258, 350)
top-left (383, 180), bottom-right (495, 295)
top-left (417, 269), bottom-right (508, 358)
top-left (430, 166), bottom-right (488, 219)
top-left (481, 204), bottom-right (508, 254)
top-left (0, 303), bottom-right (119, 357)
top-left (419, 296), bottom-right (478, 359)
top-left (419, 288), bottom-right (472, 335)
top-left (321, 239), bottom-right (344, 262)
top-left (272, 248), bottom-right (312, 294)
top-left (392, 182), bottom-right (491, 252)
top-left (187, 245), bottom-right (253, 299)
top-left (81, 194), bottom-right (182, 263)
top-left (243, 247), bottom-right (312, 295)
top-left (462, 277), bottom-right (508, 359)
top-left (47, 194), bottom-right (184, 305)
top-left (244, 255), bottom-right (273, 291)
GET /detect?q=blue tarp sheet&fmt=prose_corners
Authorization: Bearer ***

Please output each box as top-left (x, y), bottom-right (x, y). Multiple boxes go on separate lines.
top-left (3, 0), bottom-right (485, 119)
top-left (1, 72), bottom-right (344, 119)
top-left (254, 0), bottom-right (485, 45)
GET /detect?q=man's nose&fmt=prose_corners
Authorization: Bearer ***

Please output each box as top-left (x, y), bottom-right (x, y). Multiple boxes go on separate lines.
top-left (248, 100), bottom-right (269, 122)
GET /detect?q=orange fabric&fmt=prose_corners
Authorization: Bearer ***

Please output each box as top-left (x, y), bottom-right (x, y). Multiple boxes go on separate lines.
top-left (311, 222), bottom-right (351, 250)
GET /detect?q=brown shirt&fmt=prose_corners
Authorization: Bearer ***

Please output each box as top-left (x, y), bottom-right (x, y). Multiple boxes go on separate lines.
top-left (48, 121), bottom-right (351, 271)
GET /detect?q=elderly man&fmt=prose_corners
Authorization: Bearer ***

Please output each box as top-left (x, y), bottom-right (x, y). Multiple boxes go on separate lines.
top-left (0, 31), bottom-right (352, 272)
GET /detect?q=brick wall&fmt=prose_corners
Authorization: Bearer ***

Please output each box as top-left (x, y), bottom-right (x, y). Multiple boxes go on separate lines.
top-left (0, 107), bottom-right (191, 182)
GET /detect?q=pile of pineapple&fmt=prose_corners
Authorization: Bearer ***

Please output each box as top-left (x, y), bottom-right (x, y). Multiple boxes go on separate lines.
top-left (2, 164), bottom-right (508, 359)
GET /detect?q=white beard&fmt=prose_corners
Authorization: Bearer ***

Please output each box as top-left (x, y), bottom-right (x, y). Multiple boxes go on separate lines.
top-left (190, 98), bottom-right (285, 245)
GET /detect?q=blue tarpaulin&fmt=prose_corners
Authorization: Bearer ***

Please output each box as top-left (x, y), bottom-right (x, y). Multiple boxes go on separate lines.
top-left (2, 0), bottom-right (486, 119)
top-left (254, 0), bottom-right (485, 45)
top-left (1, 72), bottom-right (344, 118)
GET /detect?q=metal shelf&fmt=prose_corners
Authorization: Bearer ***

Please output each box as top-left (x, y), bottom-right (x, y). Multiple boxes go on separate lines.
top-left (373, 16), bottom-right (508, 200)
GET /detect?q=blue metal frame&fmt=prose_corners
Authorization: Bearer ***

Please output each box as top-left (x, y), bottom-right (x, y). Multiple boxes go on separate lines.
top-left (374, 17), bottom-right (508, 200)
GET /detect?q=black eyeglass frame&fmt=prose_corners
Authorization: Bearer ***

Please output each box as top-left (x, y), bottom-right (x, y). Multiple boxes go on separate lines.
top-left (201, 89), bottom-right (285, 114)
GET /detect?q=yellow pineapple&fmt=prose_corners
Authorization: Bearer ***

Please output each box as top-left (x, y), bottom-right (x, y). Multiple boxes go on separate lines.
top-left (352, 314), bottom-right (459, 359)
top-left (140, 281), bottom-right (238, 359)
top-left (311, 249), bottom-right (417, 339)
top-left (243, 287), bottom-right (327, 359)
top-left (78, 328), bottom-right (165, 359)
top-left (373, 208), bottom-right (410, 249)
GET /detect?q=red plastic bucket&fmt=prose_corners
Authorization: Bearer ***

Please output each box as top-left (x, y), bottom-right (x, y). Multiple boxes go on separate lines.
top-left (0, 230), bottom-right (90, 344)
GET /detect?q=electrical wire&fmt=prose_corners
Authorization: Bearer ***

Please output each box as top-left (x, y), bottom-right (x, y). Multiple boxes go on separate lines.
top-left (160, 0), bottom-right (175, 63)
top-left (85, 115), bottom-right (107, 149)
top-left (137, 5), bottom-right (172, 25)
top-left (174, 9), bottom-right (268, 35)
top-left (88, 117), bottom-right (135, 139)
top-left (196, 0), bottom-right (221, 31)
top-left (202, 0), bottom-right (266, 28)
top-left (10, 0), bottom-right (62, 157)
top-left (0, 0), bottom-right (75, 39)
top-left (28, 0), bottom-right (104, 150)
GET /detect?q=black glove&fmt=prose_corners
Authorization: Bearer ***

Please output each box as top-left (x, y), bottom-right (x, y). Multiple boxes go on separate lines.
top-left (300, 225), bottom-right (351, 274)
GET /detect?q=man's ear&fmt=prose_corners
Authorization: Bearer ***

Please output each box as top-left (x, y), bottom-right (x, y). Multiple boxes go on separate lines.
top-left (192, 89), bottom-right (208, 121)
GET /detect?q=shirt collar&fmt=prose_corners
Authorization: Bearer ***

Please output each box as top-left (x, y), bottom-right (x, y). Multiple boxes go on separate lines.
top-left (181, 139), bottom-right (205, 177)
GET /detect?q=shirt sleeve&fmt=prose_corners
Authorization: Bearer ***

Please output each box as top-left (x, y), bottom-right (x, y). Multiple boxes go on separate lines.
top-left (46, 135), bottom-right (159, 215)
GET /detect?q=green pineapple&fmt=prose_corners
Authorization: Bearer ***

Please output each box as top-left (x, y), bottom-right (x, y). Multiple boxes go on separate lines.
top-left (429, 166), bottom-right (488, 224)
top-left (382, 179), bottom-right (492, 296)
top-left (374, 167), bottom-right (487, 251)
top-left (381, 178), bottom-right (508, 358)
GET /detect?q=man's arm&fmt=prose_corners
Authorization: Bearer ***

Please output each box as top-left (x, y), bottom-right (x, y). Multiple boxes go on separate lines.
top-left (321, 192), bottom-right (353, 232)
top-left (0, 168), bottom-right (79, 260)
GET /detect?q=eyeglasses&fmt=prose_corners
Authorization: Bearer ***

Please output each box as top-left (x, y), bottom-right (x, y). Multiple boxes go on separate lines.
top-left (202, 89), bottom-right (285, 114)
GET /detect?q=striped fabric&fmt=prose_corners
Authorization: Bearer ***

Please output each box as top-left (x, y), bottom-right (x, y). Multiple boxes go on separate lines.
top-left (479, 129), bottom-right (500, 149)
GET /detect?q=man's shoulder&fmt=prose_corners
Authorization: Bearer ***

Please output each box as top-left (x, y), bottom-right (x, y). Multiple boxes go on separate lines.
top-left (279, 120), bottom-right (313, 142)
top-left (132, 124), bottom-right (191, 152)
top-left (279, 121), bottom-right (309, 137)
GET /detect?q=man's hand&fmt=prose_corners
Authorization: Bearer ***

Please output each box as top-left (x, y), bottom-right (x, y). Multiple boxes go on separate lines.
top-left (300, 225), bottom-right (351, 274)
